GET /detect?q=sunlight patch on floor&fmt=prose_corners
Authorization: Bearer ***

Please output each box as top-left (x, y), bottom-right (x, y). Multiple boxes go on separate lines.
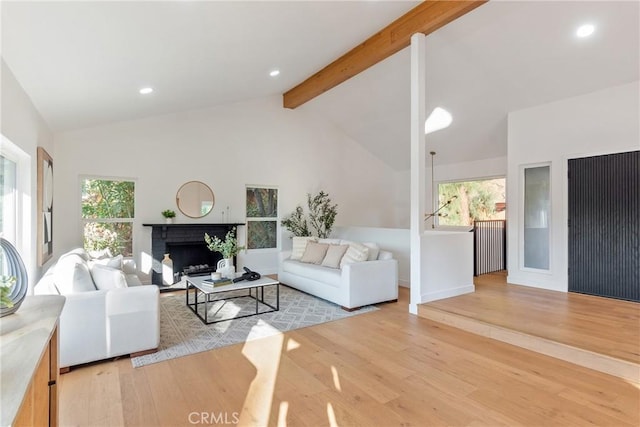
top-left (331, 365), bottom-right (342, 392)
top-left (277, 401), bottom-right (289, 427)
top-left (327, 402), bottom-right (338, 427)
top-left (286, 337), bottom-right (300, 351)
top-left (210, 302), bottom-right (242, 333)
top-left (626, 379), bottom-right (640, 390)
top-left (238, 320), bottom-right (284, 426)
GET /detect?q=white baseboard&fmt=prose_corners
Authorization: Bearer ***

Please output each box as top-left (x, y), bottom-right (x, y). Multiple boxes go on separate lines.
top-left (421, 284), bottom-right (475, 303)
top-left (507, 274), bottom-right (567, 293)
top-left (408, 303), bottom-right (418, 315)
top-left (398, 279), bottom-right (410, 288)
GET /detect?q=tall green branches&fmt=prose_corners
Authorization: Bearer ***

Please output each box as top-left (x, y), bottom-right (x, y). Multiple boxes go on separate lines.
top-left (281, 206), bottom-right (310, 237)
top-left (281, 191), bottom-right (338, 238)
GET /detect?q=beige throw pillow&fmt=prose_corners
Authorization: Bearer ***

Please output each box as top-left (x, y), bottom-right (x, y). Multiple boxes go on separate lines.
top-left (300, 242), bottom-right (330, 264)
top-left (321, 244), bottom-right (349, 269)
top-left (291, 236), bottom-right (317, 260)
top-left (340, 242), bottom-right (370, 268)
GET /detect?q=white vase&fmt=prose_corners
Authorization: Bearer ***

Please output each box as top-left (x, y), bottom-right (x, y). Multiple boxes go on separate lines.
top-left (162, 253), bottom-right (174, 285)
top-left (165, 218), bottom-right (173, 224)
top-left (216, 258), bottom-right (235, 279)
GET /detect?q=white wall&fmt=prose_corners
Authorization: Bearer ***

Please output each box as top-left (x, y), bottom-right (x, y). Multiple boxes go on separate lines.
top-left (53, 96), bottom-right (398, 279)
top-left (507, 81), bottom-right (640, 292)
top-left (420, 230), bottom-right (474, 302)
top-left (0, 60), bottom-right (55, 285)
top-left (394, 155), bottom-right (507, 228)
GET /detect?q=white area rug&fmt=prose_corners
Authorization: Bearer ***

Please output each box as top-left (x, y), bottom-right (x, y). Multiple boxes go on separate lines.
top-left (131, 285), bottom-right (377, 367)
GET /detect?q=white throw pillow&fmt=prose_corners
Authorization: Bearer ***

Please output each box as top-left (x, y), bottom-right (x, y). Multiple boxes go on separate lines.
top-left (362, 243), bottom-right (380, 261)
top-left (66, 248), bottom-right (90, 261)
top-left (300, 242), bottom-right (330, 264)
top-left (340, 243), bottom-right (370, 268)
top-left (88, 248), bottom-right (113, 259)
top-left (321, 244), bottom-right (349, 269)
top-left (89, 254), bottom-right (123, 270)
top-left (90, 264), bottom-right (128, 290)
top-left (318, 238), bottom-right (341, 245)
top-left (291, 236), bottom-right (317, 261)
top-left (54, 254), bottom-right (96, 294)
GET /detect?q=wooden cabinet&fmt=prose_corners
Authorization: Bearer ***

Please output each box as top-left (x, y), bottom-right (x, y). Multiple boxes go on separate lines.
top-left (0, 295), bottom-right (64, 427)
top-left (13, 325), bottom-right (59, 427)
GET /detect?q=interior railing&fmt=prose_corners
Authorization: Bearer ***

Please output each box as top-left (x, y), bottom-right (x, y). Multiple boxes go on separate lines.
top-left (473, 220), bottom-right (506, 276)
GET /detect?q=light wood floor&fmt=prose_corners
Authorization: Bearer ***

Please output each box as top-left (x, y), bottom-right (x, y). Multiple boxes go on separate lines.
top-left (59, 285), bottom-right (640, 427)
top-left (421, 271), bottom-right (640, 364)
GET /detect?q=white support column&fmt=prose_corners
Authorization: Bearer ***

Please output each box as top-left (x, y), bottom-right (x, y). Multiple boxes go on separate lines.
top-left (409, 33), bottom-right (426, 314)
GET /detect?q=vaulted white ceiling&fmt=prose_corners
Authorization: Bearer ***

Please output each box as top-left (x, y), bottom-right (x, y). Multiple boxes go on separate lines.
top-left (2, 1), bottom-right (638, 170)
top-left (301, 1), bottom-right (640, 169)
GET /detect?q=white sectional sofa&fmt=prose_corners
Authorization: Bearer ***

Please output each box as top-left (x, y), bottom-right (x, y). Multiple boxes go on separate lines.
top-left (34, 248), bottom-right (159, 369)
top-left (278, 237), bottom-right (398, 310)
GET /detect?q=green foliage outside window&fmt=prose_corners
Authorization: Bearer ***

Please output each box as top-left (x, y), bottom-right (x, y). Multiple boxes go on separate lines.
top-left (437, 178), bottom-right (505, 226)
top-left (246, 188), bottom-right (277, 218)
top-left (82, 179), bottom-right (134, 219)
top-left (246, 187), bottom-right (278, 249)
top-left (82, 179), bottom-right (135, 256)
top-left (247, 221), bottom-right (277, 249)
top-left (83, 222), bottom-right (133, 256)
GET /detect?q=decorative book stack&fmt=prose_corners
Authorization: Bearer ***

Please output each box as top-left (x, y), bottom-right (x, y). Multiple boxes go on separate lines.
top-left (203, 278), bottom-right (233, 287)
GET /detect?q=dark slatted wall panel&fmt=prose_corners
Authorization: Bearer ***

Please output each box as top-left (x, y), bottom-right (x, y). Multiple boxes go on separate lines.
top-left (568, 150), bottom-right (639, 302)
top-left (474, 220), bottom-right (506, 276)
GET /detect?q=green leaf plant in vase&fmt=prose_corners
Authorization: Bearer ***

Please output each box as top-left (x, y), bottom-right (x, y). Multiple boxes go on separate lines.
top-left (0, 275), bottom-right (16, 309)
top-left (204, 228), bottom-right (245, 279)
top-left (162, 209), bottom-right (176, 224)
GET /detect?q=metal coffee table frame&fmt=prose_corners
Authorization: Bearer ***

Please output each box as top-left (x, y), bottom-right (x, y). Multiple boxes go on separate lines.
top-left (185, 276), bottom-right (279, 325)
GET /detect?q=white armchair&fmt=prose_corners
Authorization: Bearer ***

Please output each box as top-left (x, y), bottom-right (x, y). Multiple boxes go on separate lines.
top-left (34, 249), bottom-right (160, 369)
top-left (55, 286), bottom-right (159, 368)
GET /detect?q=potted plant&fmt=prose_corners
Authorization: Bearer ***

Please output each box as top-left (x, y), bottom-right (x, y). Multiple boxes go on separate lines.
top-left (162, 209), bottom-right (176, 224)
top-left (0, 275), bottom-right (16, 309)
top-left (281, 191), bottom-right (338, 238)
top-left (204, 228), bottom-right (245, 278)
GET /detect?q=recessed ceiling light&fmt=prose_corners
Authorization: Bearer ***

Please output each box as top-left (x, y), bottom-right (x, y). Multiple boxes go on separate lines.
top-left (139, 87), bottom-right (154, 95)
top-left (425, 107), bottom-right (452, 134)
top-left (269, 70), bottom-right (280, 77)
top-left (576, 24), bottom-right (595, 38)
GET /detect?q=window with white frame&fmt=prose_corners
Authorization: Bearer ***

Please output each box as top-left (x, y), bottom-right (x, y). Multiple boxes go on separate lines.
top-left (522, 165), bottom-right (550, 270)
top-left (0, 155), bottom-right (17, 243)
top-left (245, 186), bottom-right (278, 250)
top-left (0, 136), bottom-right (30, 254)
top-left (81, 177), bottom-right (135, 256)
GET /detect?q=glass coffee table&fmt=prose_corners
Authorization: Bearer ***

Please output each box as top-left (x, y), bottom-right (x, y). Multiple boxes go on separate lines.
top-left (185, 275), bottom-right (279, 324)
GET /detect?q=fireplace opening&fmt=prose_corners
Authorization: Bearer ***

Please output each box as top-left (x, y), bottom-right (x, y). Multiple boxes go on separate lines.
top-left (165, 242), bottom-right (222, 283)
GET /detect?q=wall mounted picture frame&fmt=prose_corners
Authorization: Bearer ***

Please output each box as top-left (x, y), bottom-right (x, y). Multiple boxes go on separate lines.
top-left (37, 147), bottom-right (53, 266)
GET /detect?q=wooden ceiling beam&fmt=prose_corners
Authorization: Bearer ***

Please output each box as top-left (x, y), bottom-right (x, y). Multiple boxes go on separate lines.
top-left (283, 0), bottom-right (487, 109)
